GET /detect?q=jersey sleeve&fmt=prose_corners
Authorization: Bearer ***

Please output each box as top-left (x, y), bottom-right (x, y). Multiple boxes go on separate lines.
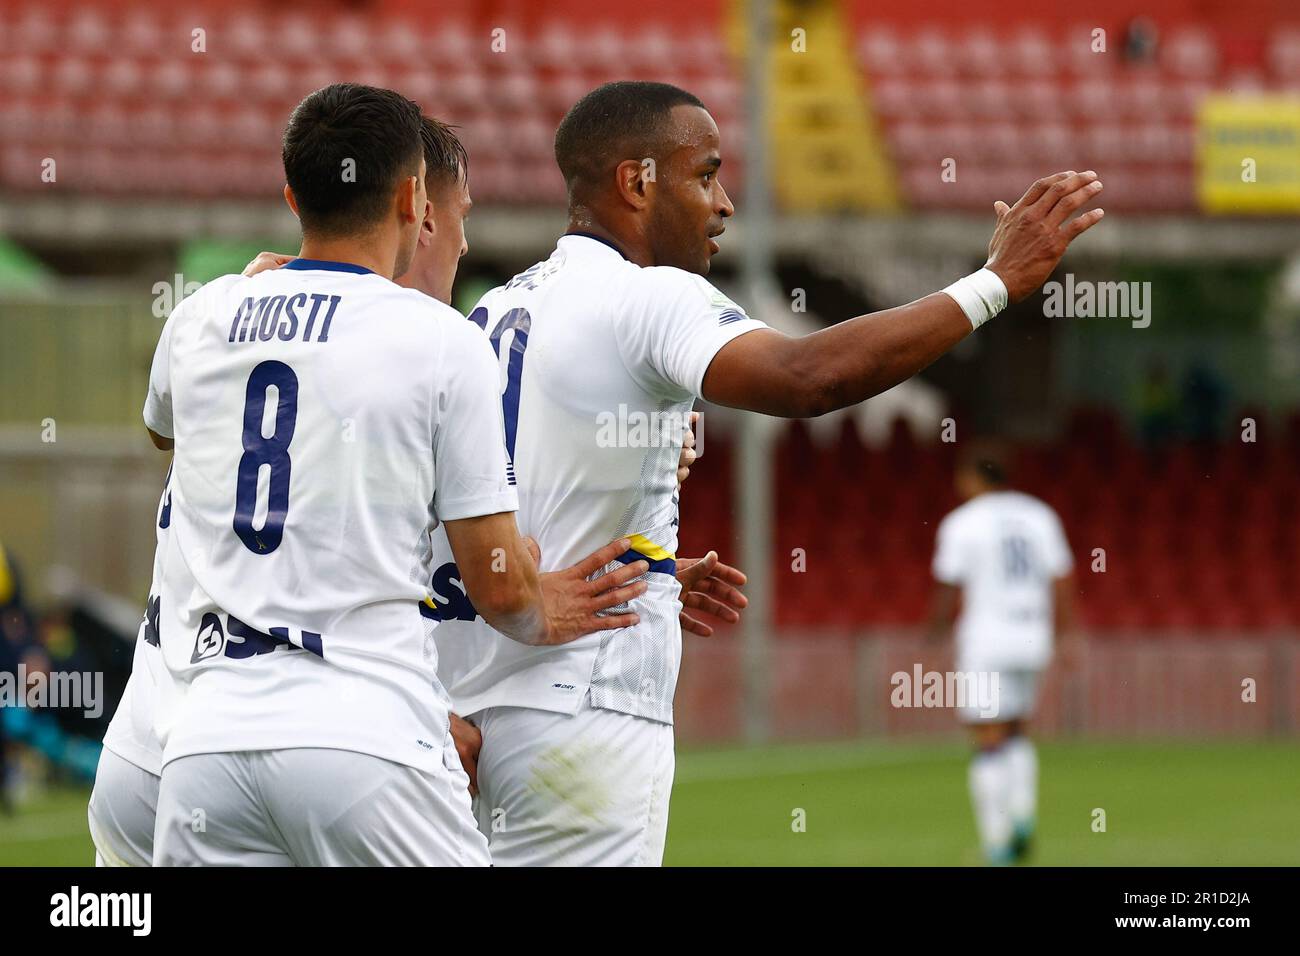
top-left (614, 268), bottom-right (767, 400)
top-left (143, 309), bottom-right (178, 439)
top-left (1043, 509), bottom-right (1074, 577)
top-left (431, 318), bottom-right (519, 522)
top-left (932, 515), bottom-right (967, 585)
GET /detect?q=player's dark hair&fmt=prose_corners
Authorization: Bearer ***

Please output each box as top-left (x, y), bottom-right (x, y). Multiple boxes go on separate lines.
top-left (421, 115), bottom-right (468, 192)
top-left (282, 83), bottom-right (424, 236)
top-left (958, 440), bottom-right (1011, 486)
top-left (554, 81), bottom-right (706, 203)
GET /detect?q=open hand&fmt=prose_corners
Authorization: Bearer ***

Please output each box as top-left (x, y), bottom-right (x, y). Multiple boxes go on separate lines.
top-left (985, 171), bottom-right (1105, 303)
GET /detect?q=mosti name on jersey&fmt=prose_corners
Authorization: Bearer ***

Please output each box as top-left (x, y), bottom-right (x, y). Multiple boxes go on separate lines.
top-left (228, 293), bottom-right (343, 344)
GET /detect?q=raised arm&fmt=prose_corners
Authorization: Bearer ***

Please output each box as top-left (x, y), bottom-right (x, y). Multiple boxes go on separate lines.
top-left (702, 171), bottom-right (1104, 417)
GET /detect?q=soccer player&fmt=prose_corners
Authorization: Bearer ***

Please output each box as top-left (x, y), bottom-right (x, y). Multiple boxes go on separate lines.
top-left (927, 441), bottom-right (1077, 864)
top-left (426, 80), bottom-right (1103, 866)
top-left (139, 83), bottom-right (650, 866)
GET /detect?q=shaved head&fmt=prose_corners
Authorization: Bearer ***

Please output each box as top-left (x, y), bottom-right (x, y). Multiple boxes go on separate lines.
top-left (554, 81), bottom-right (706, 205)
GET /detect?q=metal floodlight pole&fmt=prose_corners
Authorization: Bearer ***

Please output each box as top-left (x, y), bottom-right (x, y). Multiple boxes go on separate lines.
top-left (737, 0), bottom-right (776, 745)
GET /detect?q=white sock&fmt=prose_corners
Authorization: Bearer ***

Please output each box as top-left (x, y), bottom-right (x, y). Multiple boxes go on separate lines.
top-left (1004, 736), bottom-right (1038, 832)
top-left (968, 749), bottom-right (1013, 860)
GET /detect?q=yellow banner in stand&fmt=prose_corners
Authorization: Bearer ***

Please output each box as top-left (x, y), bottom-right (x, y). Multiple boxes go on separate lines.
top-left (1197, 94), bottom-right (1300, 214)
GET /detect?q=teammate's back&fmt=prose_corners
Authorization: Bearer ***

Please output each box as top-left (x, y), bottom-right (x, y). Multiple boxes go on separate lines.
top-left (479, 237), bottom-right (752, 573)
top-left (433, 234), bottom-right (764, 723)
top-left (151, 261), bottom-right (507, 770)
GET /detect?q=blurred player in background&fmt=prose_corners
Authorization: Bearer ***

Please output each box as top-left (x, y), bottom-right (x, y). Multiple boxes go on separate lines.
top-left (426, 80), bottom-right (1103, 866)
top-left (928, 441), bottom-right (1077, 864)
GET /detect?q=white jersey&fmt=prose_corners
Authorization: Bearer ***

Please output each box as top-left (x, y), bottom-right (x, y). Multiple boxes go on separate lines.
top-left (932, 490), bottom-right (1073, 671)
top-left (100, 465), bottom-right (175, 777)
top-left (144, 259), bottom-right (516, 775)
top-left (431, 234), bottom-right (766, 723)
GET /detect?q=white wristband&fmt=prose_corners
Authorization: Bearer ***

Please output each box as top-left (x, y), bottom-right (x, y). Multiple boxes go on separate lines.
top-left (941, 268), bottom-right (1008, 330)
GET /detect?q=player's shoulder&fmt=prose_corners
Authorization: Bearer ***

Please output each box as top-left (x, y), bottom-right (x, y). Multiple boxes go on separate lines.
top-left (169, 273), bottom-right (245, 321)
top-left (941, 492), bottom-right (1012, 535)
top-left (1003, 490), bottom-right (1058, 520)
top-left (404, 289), bottom-right (490, 355)
top-left (937, 502), bottom-right (973, 537)
top-left (470, 283), bottom-right (506, 316)
top-left (633, 264), bottom-right (718, 302)
top-left (626, 265), bottom-right (748, 323)
top-left (390, 283), bottom-right (458, 321)
top-left (197, 272), bottom-right (245, 296)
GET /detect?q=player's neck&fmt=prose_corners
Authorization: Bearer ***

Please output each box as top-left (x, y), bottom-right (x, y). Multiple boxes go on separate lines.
top-left (297, 234), bottom-right (398, 279)
top-left (564, 213), bottom-right (652, 268)
top-left (393, 263), bottom-right (440, 301)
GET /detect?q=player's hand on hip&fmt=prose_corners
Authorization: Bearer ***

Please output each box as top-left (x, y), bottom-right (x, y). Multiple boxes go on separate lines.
top-left (677, 411), bottom-right (700, 488)
top-left (537, 537), bottom-right (647, 645)
top-left (241, 250), bottom-right (296, 277)
top-left (676, 551), bottom-right (748, 637)
top-left (449, 713), bottom-right (482, 796)
top-left (984, 171), bottom-right (1105, 303)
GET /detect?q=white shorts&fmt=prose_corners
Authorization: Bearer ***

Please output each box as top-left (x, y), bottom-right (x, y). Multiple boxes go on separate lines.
top-left (88, 748), bottom-right (160, 867)
top-left (153, 740), bottom-right (489, 867)
top-left (468, 694), bottom-right (675, 866)
top-left (958, 668), bottom-right (1042, 724)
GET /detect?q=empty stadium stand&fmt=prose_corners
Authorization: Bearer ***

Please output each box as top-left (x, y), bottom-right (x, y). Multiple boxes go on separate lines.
top-left (678, 409), bottom-right (1300, 634)
top-left (3, 0), bottom-right (1296, 210)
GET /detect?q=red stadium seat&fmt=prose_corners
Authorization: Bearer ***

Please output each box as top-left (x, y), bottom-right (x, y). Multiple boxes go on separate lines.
top-left (1270, 30), bottom-right (1300, 79)
top-left (857, 28), bottom-right (907, 77)
top-left (68, 7), bottom-right (114, 53)
top-left (1164, 26), bottom-right (1220, 79)
top-left (1008, 28), bottom-right (1058, 78)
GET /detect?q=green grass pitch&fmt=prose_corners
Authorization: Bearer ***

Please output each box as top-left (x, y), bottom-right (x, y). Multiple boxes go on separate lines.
top-left (1, 741), bottom-right (1296, 866)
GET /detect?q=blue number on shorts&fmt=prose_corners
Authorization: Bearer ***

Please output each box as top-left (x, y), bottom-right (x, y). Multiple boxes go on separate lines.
top-left (233, 360), bottom-right (298, 554)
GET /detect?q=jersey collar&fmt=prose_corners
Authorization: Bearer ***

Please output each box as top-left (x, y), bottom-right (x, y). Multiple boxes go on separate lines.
top-left (562, 232), bottom-right (629, 261)
top-left (282, 258), bottom-right (375, 275)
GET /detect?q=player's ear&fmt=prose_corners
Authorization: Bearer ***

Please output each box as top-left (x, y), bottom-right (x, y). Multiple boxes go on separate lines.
top-left (421, 199), bottom-right (435, 245)
top-left (283, 184), bottom-right (300, 219)
top-left (615, 158), bottom-right (650, 210)
top-left (397, 175), bottom-right (420, 224)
